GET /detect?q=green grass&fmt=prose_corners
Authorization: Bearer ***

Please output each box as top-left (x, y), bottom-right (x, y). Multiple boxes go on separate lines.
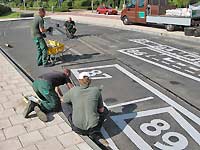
top-left (0, 12), bottom-right (21, 19)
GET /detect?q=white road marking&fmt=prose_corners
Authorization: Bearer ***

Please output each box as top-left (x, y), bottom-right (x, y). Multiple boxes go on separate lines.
top-left (72, 64), bottom-right (200, 126)
top-left (177, 62), bottom-right (187, 67)
top-left (161, 61), bottom-right (170, 65)
top-left (172, 65), bottom-right (182, 69)
top-left (65, 46), bottom-right (82, 56)
top-left (189, 67), bottom-right (200, 72)
top-left (163, 57), bottom-right (176, 63)
top-left (119, 50), bottom-right (200, 82)
top-left (111, 107), bottom-right (200, 147)
top-left (145, 55), bottom-right (157, 58)
top-left (107, 97), bottom-right (154, 109)
top-left (101, 127), bottom-right (119, 150)
top-left (184, 69), bottom-right (195, 74)
top-left (151, 58), bottom-right (160, 61)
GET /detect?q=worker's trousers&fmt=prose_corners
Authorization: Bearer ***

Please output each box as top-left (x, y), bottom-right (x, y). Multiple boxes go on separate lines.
top-left (32, 79), bottom-right (61, 113)
top-left (33, 37), bottom-right (48, 66)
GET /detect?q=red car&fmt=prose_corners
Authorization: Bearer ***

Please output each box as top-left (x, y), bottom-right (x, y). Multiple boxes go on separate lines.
top-left (96, 6), bottom-right (118, 15)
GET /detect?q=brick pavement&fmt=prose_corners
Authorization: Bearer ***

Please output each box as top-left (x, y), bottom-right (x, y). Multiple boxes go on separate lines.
top-left (0, 52), bottom-right (93, 150)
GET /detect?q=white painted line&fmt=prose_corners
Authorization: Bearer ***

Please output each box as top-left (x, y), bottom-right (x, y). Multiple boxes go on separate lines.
top-left (65, 46), bottom-right (82, 56)
top-left (161, 61), bottom-right (170, 65)
top-left (111, 107), bottom-right (200, 146)
top-left (185, 69), bottom-right (195, 74)
top-left (151, 58), bottom-right (159, 61)
top-left (172, 65), bottom-right (182, 69)
top-left (163, 57), bottom-right (176, 63)
top-left (145, 55), bottom-right (157, 58)
top-left (118, 50), bottom-right (200, 82)
top-left (112, 115), bottom-right (153, 150)
top-left (177, 62), bottom-right (187, 67)
top-left (72, 64), bottom-right (200, 126)
top-left (114, 64), bottom-right (200, 126)
top-left (101, 127), bottom-right (119, 150)
top-left (189, 66), bottom-right (200, 72)
top-left (107, 97), bottom-right (154, 109)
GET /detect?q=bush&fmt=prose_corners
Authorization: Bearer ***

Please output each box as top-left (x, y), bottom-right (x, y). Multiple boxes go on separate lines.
top-left (73, 0), bottom-right (91, 9)
top-left (0, 4), bottom-right (12, 16)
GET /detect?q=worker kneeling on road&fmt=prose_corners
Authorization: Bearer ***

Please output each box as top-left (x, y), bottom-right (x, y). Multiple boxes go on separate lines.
top-left (63, 72), bottom-right (109, 147)
top-left (23, 69), bottom-right (74, 122)
top-left (64, 17), bottom-right (77, 39)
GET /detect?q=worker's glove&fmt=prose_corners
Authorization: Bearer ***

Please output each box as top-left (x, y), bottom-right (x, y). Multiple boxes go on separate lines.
top-left (42, 33), bottom-right (46, 38)
top-left (47, 27), bottom-right (53, 32)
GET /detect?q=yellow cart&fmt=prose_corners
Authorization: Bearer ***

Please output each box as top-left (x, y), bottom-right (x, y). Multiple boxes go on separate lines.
top-left (47, 40), bottom-right (66, 64)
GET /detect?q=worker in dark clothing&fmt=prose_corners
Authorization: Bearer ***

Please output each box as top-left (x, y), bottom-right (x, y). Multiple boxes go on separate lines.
top-left (23, 68), bottom-right (74, 122)
top-left (64, 17), bottom-right (77, 38)
top-left (32, 8), bottom-right (53, 67)
top-left (63, 72), bottom-right (109, 147)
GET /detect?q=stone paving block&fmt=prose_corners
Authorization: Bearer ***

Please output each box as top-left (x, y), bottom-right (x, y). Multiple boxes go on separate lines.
top-left (19, 131), bottom-right (44, 147)
top-left (0, 90), bottom-right (12, 97)
top-left (58, 122), bottom-right (72, 133)
top-left (64, 145), bottom-right (79, 150)
top-left (19, 145), bottom-right (38, 150)
top-left (0, 138), bottom-right (22, 150)
top-left (45, 113), bottom-right (64, 126)
top-left (3, 99), bottom-right (21, 109)
top-left (2, 85), bottom-right (16, 90)
top-left (7, 93), bottom-right (23, 101)
top-left (0, 96), bottom-right (8, 104)
top-left (0, 129), bottom-right (5, 141)
top-left (12, 87), bottom-right (28, 94)
top-left (77, 142), bottom-right (93, 150)
top-left (0, 108), bottom-right (16, 119)
top-left (36, 137), bottom-right (64, 150)
top-left (0, 118), bottom-right (11, 129)
top-left (4, 124), bottom-right (27, 139)
top-left (0, 104), bottom-right (4, 112)
top-left (40, 125), bottom-right (64, 139)
top-left (24, 118), bottom-right (46, 132)
top-left (58, 132), bottom-right (84, 148)
top-left (9, 114), bottom-right (31, 125)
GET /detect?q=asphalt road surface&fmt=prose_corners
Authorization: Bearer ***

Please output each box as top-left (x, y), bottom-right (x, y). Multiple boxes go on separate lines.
top-left (0, 19), bottom-right (200, 150)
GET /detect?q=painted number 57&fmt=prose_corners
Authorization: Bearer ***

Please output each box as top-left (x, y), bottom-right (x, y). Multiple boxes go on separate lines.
top-left (140, 119), bottom-right (188, 150)
top-left (86, 70), bottom-right (112, 80)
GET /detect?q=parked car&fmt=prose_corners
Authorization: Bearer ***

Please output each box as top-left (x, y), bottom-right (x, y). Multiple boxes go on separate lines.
top-left (96, 6), bottom-right (118, 15)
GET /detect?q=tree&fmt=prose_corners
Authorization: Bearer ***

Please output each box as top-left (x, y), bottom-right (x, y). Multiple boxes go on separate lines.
top-left (169, 0), bottom-right (192, 7)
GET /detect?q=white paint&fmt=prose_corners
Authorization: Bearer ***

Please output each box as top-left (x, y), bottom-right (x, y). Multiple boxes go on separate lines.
top-left (101, 127), bottom-right (119, 150)
top-left (86, 70), bottom-right (112, 80)
top-left (161, 61), bottom-right (170, 65)
top-left (152, 58), bottom-right (160, 61)
top-left (107, 97), bottom-right (154, 109)
top-left (145, 55), bottom-right (157, 57)
top-left (72, 64), bottom-right (200, 126)
top-left (184, 69), bottom-right (195, 74)
top-left (189, 67), bottom-right (200, 72)
top-left (111, 107), bottom-right (200, 147)
top-left (172, 65), bottom-right (182, 69)
top-left (154, 132), bottom-right (189, 150)
top-left (163, 57), bottom-right (175, 63)
top-left (140, 119), bottom-right (170, 136)
top-left (176, 63), bottom-right (187, 67)
top-left (119, 50), bottom-right (200, 82)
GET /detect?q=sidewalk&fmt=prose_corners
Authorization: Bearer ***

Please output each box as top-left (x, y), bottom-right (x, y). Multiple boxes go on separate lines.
top-left (0, 51), bottom-right (93, 150)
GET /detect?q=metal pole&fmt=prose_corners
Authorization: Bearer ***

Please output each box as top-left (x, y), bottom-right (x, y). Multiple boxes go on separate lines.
top-left (23, 0), bottom-right (26, 10)
top-left (91, 0), bottom-right (94, 13)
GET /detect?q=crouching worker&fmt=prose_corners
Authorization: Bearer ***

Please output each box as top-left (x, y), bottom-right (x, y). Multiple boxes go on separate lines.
top-left (63, 72), bottom-right (109, 147)
top-left (23, 69), bottom-right (74, 122)
top-left (64, 17), bottom-right (77, 38)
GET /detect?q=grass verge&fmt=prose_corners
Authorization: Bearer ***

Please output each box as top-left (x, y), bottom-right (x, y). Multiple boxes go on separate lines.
top-left (0, 12), bottom-right (21, 19)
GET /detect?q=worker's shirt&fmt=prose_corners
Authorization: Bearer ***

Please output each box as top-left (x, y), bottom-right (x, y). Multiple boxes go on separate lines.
top-left (64, 21), bottom-right (75, 31)
top-left (63, 85), bottom-right (104, 130)
top-left (32, 15), bottom-right (44, 38)
top-left (38, 71), bottom-right (71, 88)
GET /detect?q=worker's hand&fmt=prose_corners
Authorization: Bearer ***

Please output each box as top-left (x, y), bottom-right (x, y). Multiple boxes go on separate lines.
top-left (60, 97), bottom-right (64, 102)
top-left (47, 27), bottom-right (53, 32)
top-left (42, 33), bottom-right (46, 38)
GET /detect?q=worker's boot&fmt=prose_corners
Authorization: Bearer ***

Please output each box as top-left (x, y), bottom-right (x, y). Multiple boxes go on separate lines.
top-left (90, 132), bottom-right (109, 148)
top-left (23, 101), bottom-right (37, 118)
top-left (34, 106), bottom-right (48, 122)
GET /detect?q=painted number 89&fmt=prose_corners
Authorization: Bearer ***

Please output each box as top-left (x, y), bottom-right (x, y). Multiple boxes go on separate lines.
top-left (140, 119), bottom-right (188, 150)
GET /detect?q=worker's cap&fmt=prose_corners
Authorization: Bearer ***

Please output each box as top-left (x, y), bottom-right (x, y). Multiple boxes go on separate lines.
top-left (78, 72), bottom-right (90, 80)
